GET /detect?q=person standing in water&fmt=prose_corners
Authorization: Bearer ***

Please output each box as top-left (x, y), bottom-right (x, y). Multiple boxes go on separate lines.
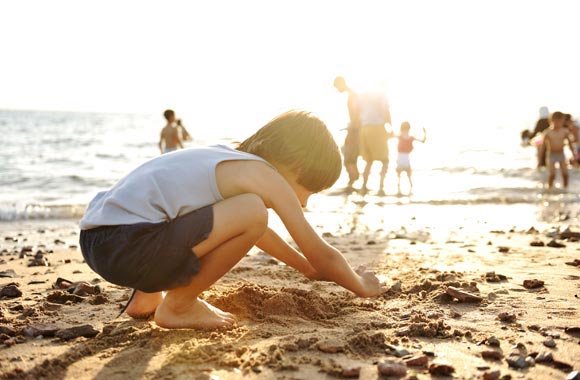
top-left (333, 76), bottom-right (361, 190)
top-left (358, 86), bottom-right (392, 196)
top-left (159, 109), bottom-right (185, 154)
top-left (543, 111), bottom-right (575, 189)
top-left (393, 121), bottom-right (426, 195)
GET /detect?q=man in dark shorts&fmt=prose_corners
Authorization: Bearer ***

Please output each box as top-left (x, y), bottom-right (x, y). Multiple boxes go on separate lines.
top-left (334, 76), bottom-right (361, 190)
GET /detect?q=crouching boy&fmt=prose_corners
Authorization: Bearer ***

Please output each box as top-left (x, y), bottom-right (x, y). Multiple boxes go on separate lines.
top-left (79, 110), bottom-right (385, 329)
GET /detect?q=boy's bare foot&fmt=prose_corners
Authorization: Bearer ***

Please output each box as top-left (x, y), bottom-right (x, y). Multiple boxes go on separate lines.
top-left (125, 291), bottom-right (163, 319)
top-left (154, 297), bottom-right (236, 329)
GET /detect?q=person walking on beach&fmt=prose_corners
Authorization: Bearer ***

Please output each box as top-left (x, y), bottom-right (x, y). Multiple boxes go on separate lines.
top-left (393, 122), bottom-right (426, 195)
top-left (358, 87), bottom-right (393, 196)
top-left (159, 109), bottom-right (187, 154)
top-left (543, 111), bottom-right (575, 189)
top-left (79, 110), bottom-right (385, 330)
top-left (333, 76), bottom-right (361, 191)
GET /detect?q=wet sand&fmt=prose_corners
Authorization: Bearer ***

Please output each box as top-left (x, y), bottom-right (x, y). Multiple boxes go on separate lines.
top-left (0, 207), bottom-right (579, 380)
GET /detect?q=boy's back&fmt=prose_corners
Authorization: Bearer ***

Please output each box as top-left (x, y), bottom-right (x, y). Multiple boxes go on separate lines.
top-left (80, 145), bottom-right (272, 229)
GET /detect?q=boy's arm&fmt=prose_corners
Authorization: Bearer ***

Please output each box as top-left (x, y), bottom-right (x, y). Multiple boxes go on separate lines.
top-left (418, 128), bottom-right (427, 142)
top-left (251, 169), bottom-right (383, 297)
top-left (159, 130), bottom-right (165, 152)
top-left (384, 108), bottom-right (392, 127)
top-left (568, 134), bottom-right (575, 157)
top-left (255, 227), bottom-right (319, 279)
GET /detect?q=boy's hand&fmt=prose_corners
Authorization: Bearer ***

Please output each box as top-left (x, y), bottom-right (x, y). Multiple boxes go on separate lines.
top-left (303, 267), bottom-right (324, 281)
top-left (355, 265), bottom-right (387, 297)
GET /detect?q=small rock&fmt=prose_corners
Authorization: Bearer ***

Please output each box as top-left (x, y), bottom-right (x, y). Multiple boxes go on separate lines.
top-left (543, 337), bottom-right (556, 348)
top-left (547, 239), bottom-right (566, 248)
top-left (0, 270), bottom-right (17, 278)
top-left (89, 294), bottom-right (107, 305)
top-left (565, 259), bottom-right (580, 266)
top-left (481, 350), bottom-right (503, 360)
top-left (487, 336), bottom-right (500, 346)
top-left (566, 371), bottom-right (580, 380)
top-left (55, 324), bottom-right (99, 340)
top-left (0, 283), bottom-right (22, 298)
top-left (445, 286), bottom-right (483, 303)
top-left (395, 327), bottom-right (411, 337)
top-left (317, 340), bottom-right (344, 353)
top-left (404, 355), bottom-right (428, 367)
top-left (46, 290), bottom-right (84, 304)
top-left (22, 324), bottom-right (59, 338)
top-left (483, 370), bottom-right (501, 380)
top-left (564, 326), bottom-right (580, 336)
top-left (498, 246), bottom-right (510, 253)
top-left (27, 254), bottom-right (49, 267)
top-left (523, 279), bottom-right (544, 289)
top-left (386, 344), bottom-right (410, 357)
top-left (497, 312), bottom-right (517, 323)
top-left (506, 354), bottom-right (531, 369)
top-left (428, 363), bottom-right (455, 376)
top-left (534, 351), bottom-right (553, 363)
top-left (377, 359), bottom-right (407, 377)
top-left (485, 272), bottom-right (507, 282)
top-left (529, 240), bottom-right (545, 247)
top-left (341, 367), bottom-right (360, 378)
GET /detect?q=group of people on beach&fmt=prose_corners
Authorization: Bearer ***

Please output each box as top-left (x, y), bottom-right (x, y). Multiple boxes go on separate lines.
top-left (522, 107), bottom-right (579, 189)
top-left (333, 76), bottom-right (426, 196)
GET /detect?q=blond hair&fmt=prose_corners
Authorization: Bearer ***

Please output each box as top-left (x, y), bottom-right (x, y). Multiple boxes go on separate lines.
top-left (237, 110), bottom-right (342, 193)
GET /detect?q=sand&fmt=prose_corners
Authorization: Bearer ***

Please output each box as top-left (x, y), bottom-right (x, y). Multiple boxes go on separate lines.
top-left (0, 211), bottom-right (579, 380)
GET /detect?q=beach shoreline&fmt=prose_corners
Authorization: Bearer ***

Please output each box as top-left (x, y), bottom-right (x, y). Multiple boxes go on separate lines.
top-left (0, 204), bottom-right (579, 379)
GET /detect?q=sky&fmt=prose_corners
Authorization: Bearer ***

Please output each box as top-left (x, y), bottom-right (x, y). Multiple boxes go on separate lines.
top-left (1, 0), bottom-right (579, 132)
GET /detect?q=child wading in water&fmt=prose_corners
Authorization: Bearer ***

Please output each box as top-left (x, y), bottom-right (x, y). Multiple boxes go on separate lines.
top-left (543, 111), bottom-right (575, 189)
top-left (394, 122), bottom-right (426, 195)
top-left (79, 110), bottom-right (385, 329)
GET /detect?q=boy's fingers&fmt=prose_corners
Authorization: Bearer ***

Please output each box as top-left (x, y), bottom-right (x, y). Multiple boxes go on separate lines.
top-left (355, 264), bottom-right (367, 274)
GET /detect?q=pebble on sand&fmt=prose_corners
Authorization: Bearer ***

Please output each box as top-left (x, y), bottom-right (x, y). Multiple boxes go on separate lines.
top-left (377, 359), bottom-right (407, 377)
top-left (522, 279), bottom-right (544, 289)
top-left (445, 286), bottom-right (483, 303)
top-left (428, 363), bottom-right (455, 376)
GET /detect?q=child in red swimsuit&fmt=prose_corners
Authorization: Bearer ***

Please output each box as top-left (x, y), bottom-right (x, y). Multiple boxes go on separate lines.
top-left (394, 122), bottom-right (426, 195)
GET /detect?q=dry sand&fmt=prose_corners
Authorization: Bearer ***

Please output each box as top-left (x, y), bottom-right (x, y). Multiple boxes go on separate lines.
top-left (0, 213), bottom-right (579, 380)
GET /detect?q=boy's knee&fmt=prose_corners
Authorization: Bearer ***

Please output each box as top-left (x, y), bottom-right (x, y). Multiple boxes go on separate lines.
top-left (240, 194), bottom-right (268, 230)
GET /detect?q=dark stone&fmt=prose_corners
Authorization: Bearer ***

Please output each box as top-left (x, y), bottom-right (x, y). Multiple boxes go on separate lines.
top-left (55, 325), bottom-right (99, 340)
top-left (523, 279), bottom-right (544, 289)
top-left (0, 283), bottom-right (22, 298)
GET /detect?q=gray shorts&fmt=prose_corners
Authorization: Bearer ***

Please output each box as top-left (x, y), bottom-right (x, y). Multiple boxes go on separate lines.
top-left (549, 152), bottom-right (566, 163)
top-left (79, 206), bottom-right (213, 293)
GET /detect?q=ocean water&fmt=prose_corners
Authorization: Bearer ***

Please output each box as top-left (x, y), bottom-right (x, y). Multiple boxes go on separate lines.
top-left (1, 109), bottom-right (579, 228)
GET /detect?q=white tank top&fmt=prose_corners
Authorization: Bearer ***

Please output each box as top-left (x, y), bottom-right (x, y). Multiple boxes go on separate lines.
top-left (80, 145), bottom-right (271, 229)
top-left (358, 90), bottom-right (390, 126)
